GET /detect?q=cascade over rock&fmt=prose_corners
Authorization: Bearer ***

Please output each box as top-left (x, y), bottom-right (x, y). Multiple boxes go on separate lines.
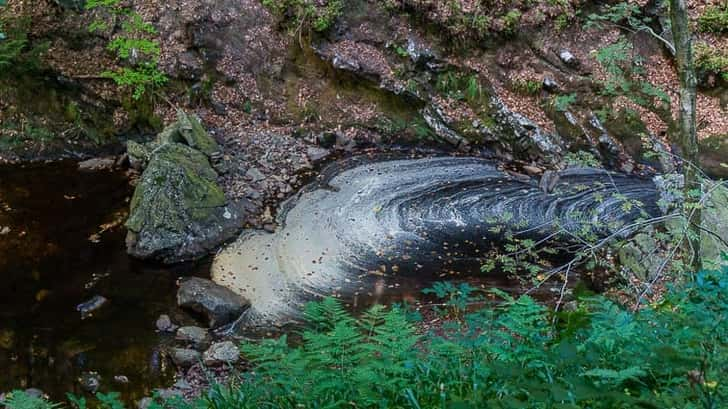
top-left (211, 156), bottom-right (662, 326)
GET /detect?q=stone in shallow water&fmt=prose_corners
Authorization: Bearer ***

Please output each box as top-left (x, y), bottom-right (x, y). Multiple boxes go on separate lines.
top-left (76, 295), bottom-right (108, 319)
top-left (169, 347), bottom-right (201, 368)
top-left (175, 326), bottom-right (210, 350)
top-left (177, 278), bottom-right (250, 328)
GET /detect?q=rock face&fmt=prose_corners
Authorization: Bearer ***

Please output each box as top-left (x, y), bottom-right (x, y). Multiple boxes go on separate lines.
top-left (125, 111), bottom-right (246, 263)
top-left (177, 278), bottom-right (250, 328)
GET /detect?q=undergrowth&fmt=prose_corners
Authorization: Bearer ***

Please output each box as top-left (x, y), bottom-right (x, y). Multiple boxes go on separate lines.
top-left (12, 264), bottom-right (727, 408)
top-left (86, 0), bottom-right (167, 99)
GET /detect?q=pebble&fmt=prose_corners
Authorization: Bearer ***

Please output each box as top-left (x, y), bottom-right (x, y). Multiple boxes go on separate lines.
top-left (175, 326), bottom-right (210, 350)
top-left (245, 167), bottom-right (266, 182)
top-left (76, 295), bottom-right (108, 319)
top-left (155, 314), bottom-right (178, 333)
top-left (78, 371), bottom-right (101, 393)
top-left (559, 49), bottom-right (579, 67)
top-left (203, 341), bottom-right (240, 366)
top-left (114, 375), bottom-right (129, 384)
top-left (169, 347), bottom-right (201, 368)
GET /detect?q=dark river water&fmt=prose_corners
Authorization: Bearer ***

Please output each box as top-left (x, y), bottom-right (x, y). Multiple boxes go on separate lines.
top-left (0, 159), bottom-right (557, 404)
top-left (0, 162), bottom-right (210, 403)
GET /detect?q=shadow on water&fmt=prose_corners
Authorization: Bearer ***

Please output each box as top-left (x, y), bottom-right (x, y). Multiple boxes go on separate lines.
top-left (0, 162), bottom-right (209, 403)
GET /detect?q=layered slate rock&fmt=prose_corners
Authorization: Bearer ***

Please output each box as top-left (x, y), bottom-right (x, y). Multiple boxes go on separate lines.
top-left (125, 111), bottom-right (245, 263)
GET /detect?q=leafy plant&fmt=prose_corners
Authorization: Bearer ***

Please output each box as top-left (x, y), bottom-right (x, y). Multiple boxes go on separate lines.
top-left (86, 0), bottom-right (167, 99)
top-left (698, 3), bottom-right (728, 34)
top-left (553, 93), bottom-right (576, 111)
top-left (262, 0), bottom-right (343, 33)
top-left (1, 391), bottom-right (62, 409)
top-left (140, 266), bottom-right (728, 409)
top-left (695, 43), bottom-right (728, 82)
top-left (564, 150), bottom-right (602, 168)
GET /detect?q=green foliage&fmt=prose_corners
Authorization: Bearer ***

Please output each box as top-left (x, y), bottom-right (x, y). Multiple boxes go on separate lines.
top-left (698, 3), bottom-right (728, 34)
top-left (552, 93), bottom-right (576, 112)
top-left (695, 43), bottom-right (728, 82)
top-left (511, 78), bottom-right (542, 95)
top-left (86, 1), bottom-right (166, 100)
top-left (436, 71), bottom-right (482, 102)
top-left (1, 391), bottom-right (62, 409)
top-left (501, 9), bottom-right (522, 36)
top-left (262, 0), bottom-right (343, 33)
top-left (564, 150), bottom-right (602, 168)
top-left (138, 267), bottom-right (728, 409)
top-left (585, 1), bottom-right (645, 30)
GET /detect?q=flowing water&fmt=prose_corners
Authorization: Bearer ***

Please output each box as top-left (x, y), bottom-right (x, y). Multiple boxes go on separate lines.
top-left (0, 156), bottom-right (653, 403)
top-left (0, 162), bottom-right (209, 402)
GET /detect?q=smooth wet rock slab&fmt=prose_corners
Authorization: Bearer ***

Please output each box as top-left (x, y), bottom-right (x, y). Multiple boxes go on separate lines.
top-left (177, 278), bottom-right (250, 328)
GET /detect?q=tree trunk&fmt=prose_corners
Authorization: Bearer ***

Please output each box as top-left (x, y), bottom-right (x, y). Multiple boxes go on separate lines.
top-left (669, 0), bottom-right (702, 272)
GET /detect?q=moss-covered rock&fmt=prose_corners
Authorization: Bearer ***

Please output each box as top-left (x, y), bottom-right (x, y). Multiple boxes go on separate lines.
top-left (125, 113), bottom-right (243, 263)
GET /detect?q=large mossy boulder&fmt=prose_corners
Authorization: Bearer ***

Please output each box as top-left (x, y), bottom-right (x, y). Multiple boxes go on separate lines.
top-left (125, 112), bottom-right (244, 263)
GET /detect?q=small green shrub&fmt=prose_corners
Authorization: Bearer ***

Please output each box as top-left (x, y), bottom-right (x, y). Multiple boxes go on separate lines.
top-left (695, 43), bottom-right (728, 82)
top-left (262, 0), bottom-right (343, 33)
top-left (553, 93), bottom-right (576, 111)
top-left (86, 0), bottom-right (167, 99)
top-left (148, 267), bottom-right (728, 409)
top-left (512, 78), bottom-right (542, 95)
top-left (698, 3), bottom-right (728, 34)
top-left (564, 150), bottom-right (602, 168)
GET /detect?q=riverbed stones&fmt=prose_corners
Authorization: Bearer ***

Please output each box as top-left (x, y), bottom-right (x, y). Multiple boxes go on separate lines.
top-left (76, 295), bottom-right (108, 319)
top-left (202, 341), bottom-right (240, 366)
top-left (177, 277), bottom-right (250, 328)
top-left (78, 371), bottom-right (101, 393)
top-left (169, 347), bottom-right (202, 368)
top-left (175, 326), bottom-right (210, 349)
top-left (155, 314), bottom-right (177, 333)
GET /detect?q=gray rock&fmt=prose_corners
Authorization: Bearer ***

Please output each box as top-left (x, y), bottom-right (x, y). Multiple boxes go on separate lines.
top-left (125, 140), bottom-right (244, 263)
top-left (539, 171), bottom-right (560, 194)
top-left (203, 341), bottom-right (240, 366)
top-left (559, 50), bottom-right (579, 67)
top-left (78, 156), bottom-right (117, 172)
top-left (76, 295), bottom-right (108, 319)
top-left (114, 375), bottom-right (129, 384)
top-left (137, 397), bottom-right (154, 409)
top-left (24, 388), bottom-right (44, 399)
top-left (78, 371), bottom-right (101, 393)
top-left (306, 146), bottom-right (331, 163)
top-left (542, 77), bottom-right (559, 92)
top-left (177, 277), bottom-right (250, 328)
top-left (246, 167), bottom-right (266, 182)
top-left (421, 105), bottom-right (470, 150)
top-left (175, 326), bottom-right (210, 349)
top-left (155, 314), bottom-right (177, 333)
top-left (169, 347), bottom-right (202, 368)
